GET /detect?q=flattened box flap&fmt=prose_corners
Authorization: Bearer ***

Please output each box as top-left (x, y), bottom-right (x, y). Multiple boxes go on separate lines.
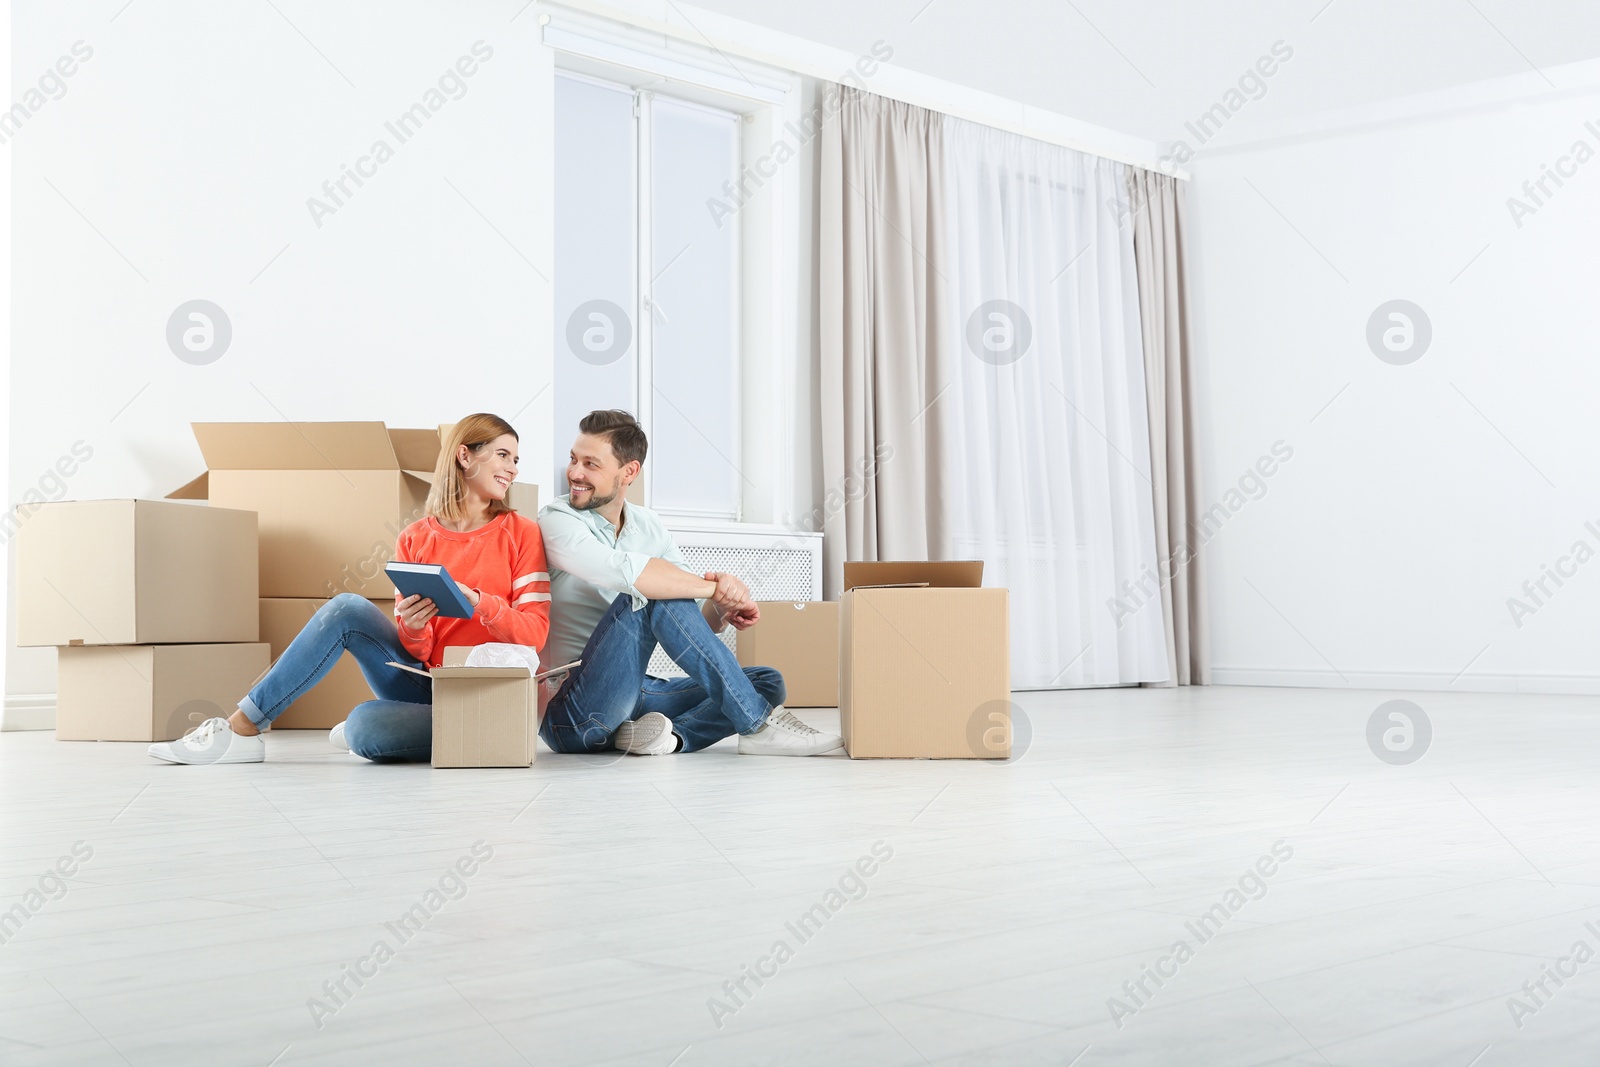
top-left (389, 428), bottom-right (442, 474)
top-left (192, 422), bottom-right (402, 470)
top-left (167, 472), bottom-right (209, 500)
top-left (843, 560), bottom-right (984, 591)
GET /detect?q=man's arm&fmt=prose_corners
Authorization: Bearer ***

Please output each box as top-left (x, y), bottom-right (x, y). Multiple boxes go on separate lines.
top-left (650, 524), bottom-right (750, 623)
top-left (633, 562), bottom-right (742, 633)
top-left (540, 506), bottom-right (722, 609)
top-left (635, 562), bottom-right (747, 630)
top-left (634, 557), bottom-right (716, 601)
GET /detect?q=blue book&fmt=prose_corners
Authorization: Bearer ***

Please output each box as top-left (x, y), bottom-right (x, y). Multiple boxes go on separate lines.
top-left (385, 561), bottom-right (476, 619)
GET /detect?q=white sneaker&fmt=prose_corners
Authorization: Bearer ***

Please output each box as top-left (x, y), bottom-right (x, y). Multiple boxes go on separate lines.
top-left (737, 707), bottom-right (844, 756)
top-left (147, 717), bottom-right (265, 765)
top-left (613, 712), bottom-right (679, 755)
top-left (329, 721), bottom-right (350, 752)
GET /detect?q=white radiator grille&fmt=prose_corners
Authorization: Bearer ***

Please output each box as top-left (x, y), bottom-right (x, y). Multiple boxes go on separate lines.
top-left (648, 525), bottom-right (823, 678)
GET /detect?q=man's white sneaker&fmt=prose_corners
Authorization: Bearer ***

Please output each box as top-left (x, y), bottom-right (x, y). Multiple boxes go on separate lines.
top-left (737, 707), bottom-right (844, 756)
top-left (147, 717), bottom-right (265, 765)
top-left (329, 721), bottom-right (350, 752)
top-left (614, 712), bottom-right (679, 755)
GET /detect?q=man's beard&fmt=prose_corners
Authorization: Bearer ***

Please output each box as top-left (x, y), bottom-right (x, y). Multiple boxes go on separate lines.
top-left (570, 483), bottom-right (619, 511)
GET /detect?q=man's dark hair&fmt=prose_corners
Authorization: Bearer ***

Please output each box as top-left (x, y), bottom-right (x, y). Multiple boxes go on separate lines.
top-left (579, 409), bottom-right (648, 467)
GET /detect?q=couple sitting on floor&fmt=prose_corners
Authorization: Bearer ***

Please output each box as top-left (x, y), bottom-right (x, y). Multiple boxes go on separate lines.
top-left (148, 409), bottom-right (842, 765)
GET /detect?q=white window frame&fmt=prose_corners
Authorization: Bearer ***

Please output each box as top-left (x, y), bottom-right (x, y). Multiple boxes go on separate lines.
top-left (545, 10), bottom-right (801, 527)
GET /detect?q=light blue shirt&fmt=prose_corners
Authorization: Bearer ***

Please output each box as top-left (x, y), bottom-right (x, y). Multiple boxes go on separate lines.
top-left (537, 495), bottom-right (693, 669)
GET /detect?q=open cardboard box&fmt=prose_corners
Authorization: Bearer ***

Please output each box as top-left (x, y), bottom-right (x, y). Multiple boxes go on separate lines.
top-left (15, 499), bottom-right (259, 647)
top-left (388, 647), bottom-right (577, 768)
top-left (168, 422), bottom-right (537, 600)
top-left (839, 561), bottom-right (1010, 759)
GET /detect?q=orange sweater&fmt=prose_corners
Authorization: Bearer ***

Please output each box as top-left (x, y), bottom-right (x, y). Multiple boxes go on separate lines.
top-left (393, 512), bottom-right (551, 668)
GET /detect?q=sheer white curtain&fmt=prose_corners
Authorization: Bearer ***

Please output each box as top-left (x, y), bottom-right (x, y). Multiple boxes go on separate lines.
top-left (934, 117), bottom-right (1170, 687)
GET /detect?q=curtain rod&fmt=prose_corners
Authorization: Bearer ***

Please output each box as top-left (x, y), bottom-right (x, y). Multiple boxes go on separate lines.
top-left (537, 0), bottom-right (1189, 180)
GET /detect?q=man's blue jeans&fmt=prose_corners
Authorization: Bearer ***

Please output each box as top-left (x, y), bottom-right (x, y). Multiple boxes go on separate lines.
top-left (541, 596), bottom-right (783, 754)
top-left (238, 593), bottom-right (434, 763)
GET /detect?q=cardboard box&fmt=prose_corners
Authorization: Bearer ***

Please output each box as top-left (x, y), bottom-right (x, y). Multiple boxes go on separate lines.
top-left (15, 499), bottom-right (259, 647)
top-left (258, 598), bottom-right (389, 729)
top-left (737, 601), bottom-right (839, 707)
top-left (168, 422), bottom-right (537, 599)
top-left (839, 561), bottom-right (1010, 759)
top-left (55, 642), bottom-right (271, 742)
top-left (168, 422), bottom-right (435, 600)
top-left (426, 646), bottom-right (536, 768)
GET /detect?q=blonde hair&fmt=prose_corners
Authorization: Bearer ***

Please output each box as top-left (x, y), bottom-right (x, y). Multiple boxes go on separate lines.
top-left (427, 413), bottom-right (519, 523)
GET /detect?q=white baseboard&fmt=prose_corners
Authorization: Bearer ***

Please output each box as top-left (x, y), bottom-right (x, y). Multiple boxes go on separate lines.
top-left (3, 694), bottom-right (55, 732)
top-left (1211, 667), bottom-right (1600, 697)
top-left (7, 672), bottom-right (1597, 732)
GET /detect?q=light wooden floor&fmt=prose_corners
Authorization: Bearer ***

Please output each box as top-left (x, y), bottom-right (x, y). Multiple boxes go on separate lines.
top-left (2, 685), bottom-right (1599, 1066)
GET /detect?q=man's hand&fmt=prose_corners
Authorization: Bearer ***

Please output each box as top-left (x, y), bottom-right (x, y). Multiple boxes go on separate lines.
top-left (456, 582), bottom-right (481, 609)
top-left (397, 593), bottom-right (437, 633)
top-left (725, 603), bottom-right (761, 631)
top-left (704, 571), bottom-right (751, 613)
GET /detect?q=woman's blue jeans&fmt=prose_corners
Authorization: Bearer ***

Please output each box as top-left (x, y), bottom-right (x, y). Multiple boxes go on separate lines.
top-left (540, 596), bottom-right (784, 754)
top-left (238, 593), bottom-right (434, 763)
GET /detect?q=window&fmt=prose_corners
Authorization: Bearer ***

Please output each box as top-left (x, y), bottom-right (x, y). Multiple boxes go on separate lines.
top-left (554, 72), bottom-right (741, 520)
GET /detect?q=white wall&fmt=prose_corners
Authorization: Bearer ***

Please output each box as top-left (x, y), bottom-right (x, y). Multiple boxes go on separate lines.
top-left (4, 3), bottom-right (848, 714)
top-left (1188, 70), bottom-right (1600, 694)
top-left (9, 1), bottom-right (1165, 716)
top-left (0, 0), bottom-right (11, 720)
top-left (7, 0), bottom-right (554, 707)
top-left (21, 0), bottom-right (1586, 711)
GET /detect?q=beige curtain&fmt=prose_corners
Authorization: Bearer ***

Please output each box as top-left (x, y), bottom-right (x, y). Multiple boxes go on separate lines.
top-left (817, 87), bottom-right (954, 598)
top-left (1128, 169), bottom-right (1211, 686)
top-left (818, 86), bottom-right (1205, 687)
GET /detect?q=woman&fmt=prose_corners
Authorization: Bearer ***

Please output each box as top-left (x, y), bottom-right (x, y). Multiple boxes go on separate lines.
top-left (148, 413), bottom-right (550, 765)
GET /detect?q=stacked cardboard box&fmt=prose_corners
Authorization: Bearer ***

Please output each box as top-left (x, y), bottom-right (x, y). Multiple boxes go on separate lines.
top-left (15, 500), bottom-right (269, 741)
top-left (256, 598), bottom-right (390, 729)
top-left (168, 421), bottom-right (538, 729)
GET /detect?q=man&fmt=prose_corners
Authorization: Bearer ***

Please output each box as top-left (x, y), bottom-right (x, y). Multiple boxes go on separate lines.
top-left (537, 409), bottom-right (842, 756)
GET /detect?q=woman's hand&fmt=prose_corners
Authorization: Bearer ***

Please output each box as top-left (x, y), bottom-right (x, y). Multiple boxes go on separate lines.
top-left (456, 582), bottom-right (481, 609)
top-left (397, 593), bottom-right (437, 633)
